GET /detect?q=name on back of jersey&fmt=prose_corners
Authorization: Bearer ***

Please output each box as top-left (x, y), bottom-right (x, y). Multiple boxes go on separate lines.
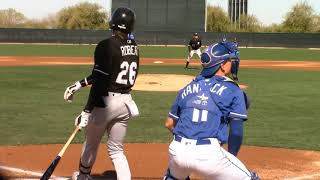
top-left (181, 83), bottom-right (227, 99)
top-left (120, 45), bottom-right (138, 56)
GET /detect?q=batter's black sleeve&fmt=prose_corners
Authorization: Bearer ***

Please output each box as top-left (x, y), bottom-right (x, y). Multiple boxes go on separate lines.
top-left (84, 40), bottom-right (112, 111)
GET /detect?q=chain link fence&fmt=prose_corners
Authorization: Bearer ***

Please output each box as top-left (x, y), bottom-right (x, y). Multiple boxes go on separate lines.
top-left (0, 28), bottom-right (319, 48)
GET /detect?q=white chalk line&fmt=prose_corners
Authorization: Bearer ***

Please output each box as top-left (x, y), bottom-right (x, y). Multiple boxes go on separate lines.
top-left (0, 165), bottom-right (68, 179)
top-left (283, 173), bottom-right (320, 180)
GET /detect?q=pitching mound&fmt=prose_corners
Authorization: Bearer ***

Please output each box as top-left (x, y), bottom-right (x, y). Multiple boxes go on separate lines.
top-left (133, 74), bottom-right (247, 92)
top-left (133, 74), bottom-right (194, 91)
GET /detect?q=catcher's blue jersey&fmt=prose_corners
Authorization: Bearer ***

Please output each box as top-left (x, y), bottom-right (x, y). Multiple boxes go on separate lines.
top-left (168, 75), bottom-right (247, 143)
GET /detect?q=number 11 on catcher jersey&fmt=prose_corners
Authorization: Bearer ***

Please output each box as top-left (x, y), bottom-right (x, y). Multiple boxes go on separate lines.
top-left (192, 109), bottom-right (208, 122)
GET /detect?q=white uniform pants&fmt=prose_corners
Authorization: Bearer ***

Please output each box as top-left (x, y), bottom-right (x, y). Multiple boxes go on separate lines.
top-left (79, 93), bottom-right (138, 180)
top-left (187, 49), bottom-right (202, 62)
top-left (168, 137), bottom-right (252, 180)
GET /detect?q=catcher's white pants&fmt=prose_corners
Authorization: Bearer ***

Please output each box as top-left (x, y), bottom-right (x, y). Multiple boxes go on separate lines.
top-left (187, 49), bottom-right (202, 62)
top-left (168, 137), bottom-right (252, 180)
top-left (80, 93), bottom-right (138, 180)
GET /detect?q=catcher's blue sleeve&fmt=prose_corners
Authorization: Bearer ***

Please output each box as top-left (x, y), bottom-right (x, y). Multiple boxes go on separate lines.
top-left (228, 118), bottom-right (243, 156)
top-left (228, 89), bottom-right (247, 120)
top-left (168, 92), bottom-right (181, 121)
top-left (227, 89), bottom-right (247, 156)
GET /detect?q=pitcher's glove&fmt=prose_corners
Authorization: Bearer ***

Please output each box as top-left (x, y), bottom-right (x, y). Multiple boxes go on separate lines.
top-left (75, 110), bottom-right (91, 129)
top-left (64, 81), bottom-right (82, 102)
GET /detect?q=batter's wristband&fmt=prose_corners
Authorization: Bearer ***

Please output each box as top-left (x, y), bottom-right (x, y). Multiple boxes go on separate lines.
top-left (83, 108), bottom-right (92, 113)
top-left (79, 78), bottom-right (88, 87)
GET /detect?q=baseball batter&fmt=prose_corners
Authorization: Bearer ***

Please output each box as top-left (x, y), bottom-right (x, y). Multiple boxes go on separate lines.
top-left (185, 33), bottom-right (202, 69)
top-left (64, 7), bottom-right (139, 180)
top-left (164, 40), bottom-right (259, 180)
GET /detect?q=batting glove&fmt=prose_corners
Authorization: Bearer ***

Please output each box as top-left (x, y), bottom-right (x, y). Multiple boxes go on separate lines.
top-left (64, 81), bottom-right (82, 102)
top-left (75, 110), bottom-right (91, 129)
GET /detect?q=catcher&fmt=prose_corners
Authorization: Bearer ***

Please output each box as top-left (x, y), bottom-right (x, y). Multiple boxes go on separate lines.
top-left (164, 40), bottom-right (259, 180)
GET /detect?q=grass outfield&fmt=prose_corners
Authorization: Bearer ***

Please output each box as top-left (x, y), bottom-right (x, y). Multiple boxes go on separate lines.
top-left (0, 65), bottom-right (319, 151)
top-left (0, 44), bottom-right (320, 61)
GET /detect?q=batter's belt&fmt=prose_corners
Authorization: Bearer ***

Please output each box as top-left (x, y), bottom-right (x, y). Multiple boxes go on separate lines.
top-left (102, 92), bottom-right (139, 118)
top-left (106, 92), bottom-right (129, 97)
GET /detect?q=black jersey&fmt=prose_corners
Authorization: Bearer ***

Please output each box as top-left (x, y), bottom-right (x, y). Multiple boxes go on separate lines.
top-left (189, 38), bottom-right (202, 50)
top-left (85, 34), bottom-right (139, 111)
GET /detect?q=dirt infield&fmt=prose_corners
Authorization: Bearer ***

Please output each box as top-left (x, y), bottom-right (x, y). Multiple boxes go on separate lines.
top-left (1, 56), bottom-right (320, 180)
top-left (1, 144), bottom-right (320, 180)
top-left (1, 56), bottom-right (320, 71)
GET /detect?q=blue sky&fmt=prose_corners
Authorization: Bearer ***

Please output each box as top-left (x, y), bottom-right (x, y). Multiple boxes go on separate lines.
top-left (1, 0), bottom-right (319, 26)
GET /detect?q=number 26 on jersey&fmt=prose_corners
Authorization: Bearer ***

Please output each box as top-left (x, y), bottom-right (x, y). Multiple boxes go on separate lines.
top-left (116, 61), bottom-right (137, 85)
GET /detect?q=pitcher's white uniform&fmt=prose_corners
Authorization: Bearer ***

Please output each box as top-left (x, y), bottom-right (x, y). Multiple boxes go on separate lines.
top-left (185, 33), bottom-right (202, 69)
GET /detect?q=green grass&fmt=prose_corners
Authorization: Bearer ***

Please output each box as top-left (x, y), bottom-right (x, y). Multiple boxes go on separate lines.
top-left (0, 44), bottom-right (320, 61)
top-left (240, 69), bottom-right (320, 150)
top-left (0, 65), bottom-right (319, 151)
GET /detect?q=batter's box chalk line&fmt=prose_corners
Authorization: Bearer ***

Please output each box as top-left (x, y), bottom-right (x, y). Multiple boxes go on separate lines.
top-left (0, 165), bottom-right (68, 180)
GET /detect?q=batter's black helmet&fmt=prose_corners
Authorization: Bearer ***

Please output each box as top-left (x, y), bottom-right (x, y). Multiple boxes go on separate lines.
top-left (109, 7), bottom-right (135, 34)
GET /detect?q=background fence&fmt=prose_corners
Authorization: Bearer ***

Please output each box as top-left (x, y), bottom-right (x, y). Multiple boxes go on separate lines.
top-left (0, 28), bottom-right (320, 48)
top-left (112, 0), bottom-right (206, 32)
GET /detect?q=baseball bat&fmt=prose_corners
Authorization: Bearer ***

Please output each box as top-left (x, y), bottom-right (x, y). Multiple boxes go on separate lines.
top-left (40, 126), bottom-right (80, 180)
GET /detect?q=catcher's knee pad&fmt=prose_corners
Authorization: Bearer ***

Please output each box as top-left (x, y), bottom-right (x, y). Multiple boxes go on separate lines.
top-left (249, 170), bottom-right (260, 180)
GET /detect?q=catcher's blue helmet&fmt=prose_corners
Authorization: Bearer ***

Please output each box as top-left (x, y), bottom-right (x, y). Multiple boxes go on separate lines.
top-left (200, 40), bottom-right (240, 80)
